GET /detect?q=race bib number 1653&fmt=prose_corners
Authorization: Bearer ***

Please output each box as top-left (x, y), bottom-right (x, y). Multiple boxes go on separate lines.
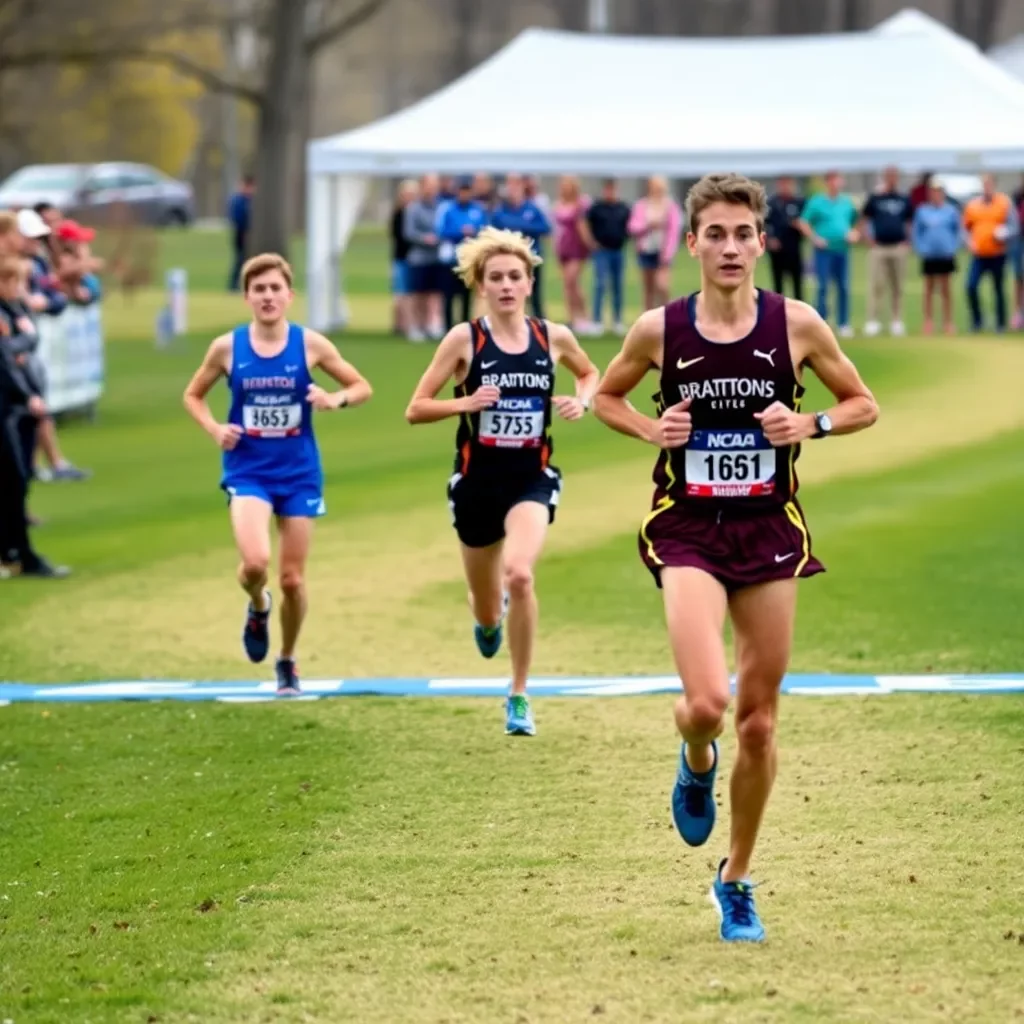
top-left (243, 403), bottom-right (302, 437)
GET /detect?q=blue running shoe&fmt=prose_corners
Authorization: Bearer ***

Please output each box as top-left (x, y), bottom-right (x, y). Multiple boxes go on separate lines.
top-left (473, 590), bottom-right (509, 659)
top-left (709, 858), bottom-right (766, 942)
top-left (243, 591), bottom-right (272, 663)
top-left (275, 657), bottom-right (302, 697)
top-left (670, 740), bottom-right (718, 847)
top-left (474, 621), bottom-right (503, 659)
top-left (505, 693), bottom-right (535, 736)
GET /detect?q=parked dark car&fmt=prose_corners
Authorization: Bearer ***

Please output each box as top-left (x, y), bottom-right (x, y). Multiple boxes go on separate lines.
top-left (0, 161), bottom-right (195, 227)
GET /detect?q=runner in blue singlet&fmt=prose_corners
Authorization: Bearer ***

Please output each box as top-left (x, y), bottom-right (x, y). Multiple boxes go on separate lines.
top-left (184, 253), bottom-right (373, 695)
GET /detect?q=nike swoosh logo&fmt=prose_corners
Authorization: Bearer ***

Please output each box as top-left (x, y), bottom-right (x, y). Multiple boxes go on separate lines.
top-left (481, 360), bottom-right (498, 369)
top-left (677, 357), bottom-right (704, 370)
top-left (774, 553), bottom-right (795, 563)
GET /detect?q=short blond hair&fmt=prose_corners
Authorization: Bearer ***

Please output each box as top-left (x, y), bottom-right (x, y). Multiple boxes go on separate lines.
top-left (0, 211), bottom-right (17, 236)
top-left (455, 226), bottom-right (542, 288)
top-left (686, 173), bottom-right (767, 234)
top-left (242, 252), bottom-right (293, 292)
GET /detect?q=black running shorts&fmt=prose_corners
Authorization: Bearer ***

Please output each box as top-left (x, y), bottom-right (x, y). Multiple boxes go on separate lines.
top-left (446, 468), bottom-right (562, 548)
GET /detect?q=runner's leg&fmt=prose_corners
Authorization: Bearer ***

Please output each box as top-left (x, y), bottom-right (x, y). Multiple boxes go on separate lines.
top-left (723, 577), bottom-right (797, 881)
top-left (277, 515), bottom-right (314, 660)
top-left (502, 501), bottom-right (550, 696)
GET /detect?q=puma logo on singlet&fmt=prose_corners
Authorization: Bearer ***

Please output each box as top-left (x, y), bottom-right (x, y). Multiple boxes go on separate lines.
top-left (677, 356), bottom-right (704, 370)
top-left (754, 348), bottom-right (776, 367)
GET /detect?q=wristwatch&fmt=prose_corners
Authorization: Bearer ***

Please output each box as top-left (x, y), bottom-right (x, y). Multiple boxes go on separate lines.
top-left (337, 391), bottom-right (349, 410)
top-left (812, 411), bottom-right (832, 438)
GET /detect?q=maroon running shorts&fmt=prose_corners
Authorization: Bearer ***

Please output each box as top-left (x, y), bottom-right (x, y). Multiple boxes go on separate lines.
top-left (638, 499), bottom-right (825, 592)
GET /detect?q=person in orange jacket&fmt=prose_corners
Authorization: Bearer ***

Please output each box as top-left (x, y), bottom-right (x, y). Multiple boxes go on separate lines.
top-left (962, 174), bottom-right (1016, 332)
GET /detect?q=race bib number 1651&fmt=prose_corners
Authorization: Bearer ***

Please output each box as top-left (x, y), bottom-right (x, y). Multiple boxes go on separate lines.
top-left (684, 428), bottom-right (776, 497)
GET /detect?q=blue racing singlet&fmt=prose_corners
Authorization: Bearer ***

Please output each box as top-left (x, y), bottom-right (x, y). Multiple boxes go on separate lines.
top-left (220, 322), bottom-right (322, 490)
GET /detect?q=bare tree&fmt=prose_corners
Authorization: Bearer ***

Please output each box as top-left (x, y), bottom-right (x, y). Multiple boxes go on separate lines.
top-left (0, 0), bottom-right (390, 258)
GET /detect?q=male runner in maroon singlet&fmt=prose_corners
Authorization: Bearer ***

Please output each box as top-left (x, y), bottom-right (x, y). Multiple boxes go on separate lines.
top-left (592, 173), bottom-right (878, 942)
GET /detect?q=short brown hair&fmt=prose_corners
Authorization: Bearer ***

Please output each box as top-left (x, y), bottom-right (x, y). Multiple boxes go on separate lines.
top-left (242, 252), bottom-right (293, 292)
top-left (686, 173), bottom-right (767, 234)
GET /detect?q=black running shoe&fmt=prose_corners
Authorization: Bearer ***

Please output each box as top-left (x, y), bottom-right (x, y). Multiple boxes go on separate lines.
top-left (242, 592), bottom-right (272, 663)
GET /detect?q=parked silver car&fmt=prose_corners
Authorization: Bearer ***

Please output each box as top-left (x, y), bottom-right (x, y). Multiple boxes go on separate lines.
top-left (0, 161), bottom-right (195, 227)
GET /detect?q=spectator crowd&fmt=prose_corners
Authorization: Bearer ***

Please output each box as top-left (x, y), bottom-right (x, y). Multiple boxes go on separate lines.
top-left (389, 172), bottom-right (684, 341)
top-left (0, 201), bottom-right (99, 580)
top-left (388, 168), bottom-right (1024, 342)
top-left (770, 167), bottom-right (1024, 337)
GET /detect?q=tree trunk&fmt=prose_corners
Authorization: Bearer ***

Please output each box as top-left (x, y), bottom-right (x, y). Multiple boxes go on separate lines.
top-left (250, 0), bottom-right (307, 259)
top-left (776, 0), bottom-right (830, 34)
top-left (973, 0), bottom-right (1003, 50)
top-left (840, 0), bottom-right (864, 32)
top-left (450, 0), bottom-right (476, 77)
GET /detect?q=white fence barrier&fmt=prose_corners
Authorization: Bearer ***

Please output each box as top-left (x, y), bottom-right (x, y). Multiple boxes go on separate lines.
top-left (36, 303), bottom-right (105, 416)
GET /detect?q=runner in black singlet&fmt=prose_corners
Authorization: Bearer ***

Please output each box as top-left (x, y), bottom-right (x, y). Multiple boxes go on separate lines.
top-left (593, 174), bottom-right (878, 943)
top-left (406, 227), bottom-right (599, 737)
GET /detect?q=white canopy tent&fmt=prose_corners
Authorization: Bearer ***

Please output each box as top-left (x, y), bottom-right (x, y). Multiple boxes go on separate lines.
top-left (306, 8), bottom-right (1024, 329)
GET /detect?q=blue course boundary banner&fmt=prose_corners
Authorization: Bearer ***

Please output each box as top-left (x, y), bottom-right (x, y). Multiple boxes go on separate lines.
top-left (1, 674), bottom-right (1023, 706)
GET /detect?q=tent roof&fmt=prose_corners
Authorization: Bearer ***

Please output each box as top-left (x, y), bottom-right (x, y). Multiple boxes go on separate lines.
top-left (309, 11), bottom-right (1024, 176)
top-left (988, 33), bottom-right (1024, 82)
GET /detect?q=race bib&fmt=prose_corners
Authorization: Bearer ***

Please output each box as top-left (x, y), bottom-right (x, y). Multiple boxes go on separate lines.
top-left (479, 396), bottom-right (545, 448)
top-left (243, 402), bottom-right (302, 437)
top-left (684, 428), bottom-right (775, 497)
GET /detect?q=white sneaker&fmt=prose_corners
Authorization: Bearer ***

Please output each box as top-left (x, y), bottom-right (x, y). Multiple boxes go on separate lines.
top-left (863, 320), bottom-right (881, 337)
top-left (613, 321), bottom-right (627, 335)
top-left (838, 325), bottom-right (855, 339)
top-left (891, 320), bottom-right (906, 336)
top-left (407, 329), bottom-right (426, 343)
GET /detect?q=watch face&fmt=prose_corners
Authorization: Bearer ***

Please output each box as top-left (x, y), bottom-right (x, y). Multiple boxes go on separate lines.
top-left (818, 413), bottom-right (832, 433)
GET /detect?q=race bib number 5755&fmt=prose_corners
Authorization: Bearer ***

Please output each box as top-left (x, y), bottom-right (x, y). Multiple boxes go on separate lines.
top-left (479, 396), bottom-right (545, 448)
top-left (684, 429), bottom-right (776, 497)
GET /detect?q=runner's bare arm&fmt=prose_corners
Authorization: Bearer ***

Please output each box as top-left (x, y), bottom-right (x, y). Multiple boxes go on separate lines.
top-left (757, 303), bottom-right (879, 445)
top-left (405, 324), bottom-right (491, 424)
top-left (793, 302), bottom-right (878, 436)
top-left (183, 334), bottom-right (232, 438)
top-left (548, 322), bottom-right (599, 420)
top-left (591, 310), bottom-right (666, 444)
top-left (305, 330), bottom-right (373, 410)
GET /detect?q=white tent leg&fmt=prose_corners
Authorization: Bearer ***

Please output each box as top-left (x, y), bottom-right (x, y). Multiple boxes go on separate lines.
top-left (306, 171), bottom-right (331, 331)
top-left (328, 174), bottom-right (369, 331)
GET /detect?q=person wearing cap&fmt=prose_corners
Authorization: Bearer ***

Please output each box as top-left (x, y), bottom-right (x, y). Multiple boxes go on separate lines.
top-left (436, 176), bottom-right (488, 331)
top-left (13, 208), bottom-right (91, 484)
top-left (55, 220), bottom-right (103, 305)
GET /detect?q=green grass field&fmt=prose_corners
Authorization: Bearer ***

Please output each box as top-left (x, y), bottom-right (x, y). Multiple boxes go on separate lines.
top-left (2, 228), bottom-right (1024, 1023)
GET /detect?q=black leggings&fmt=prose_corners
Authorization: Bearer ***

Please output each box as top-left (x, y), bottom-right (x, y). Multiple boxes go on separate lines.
top-left (0, 414), bottom-right (31, 564)
top-left (769, 249), bottom-right (804, 301)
